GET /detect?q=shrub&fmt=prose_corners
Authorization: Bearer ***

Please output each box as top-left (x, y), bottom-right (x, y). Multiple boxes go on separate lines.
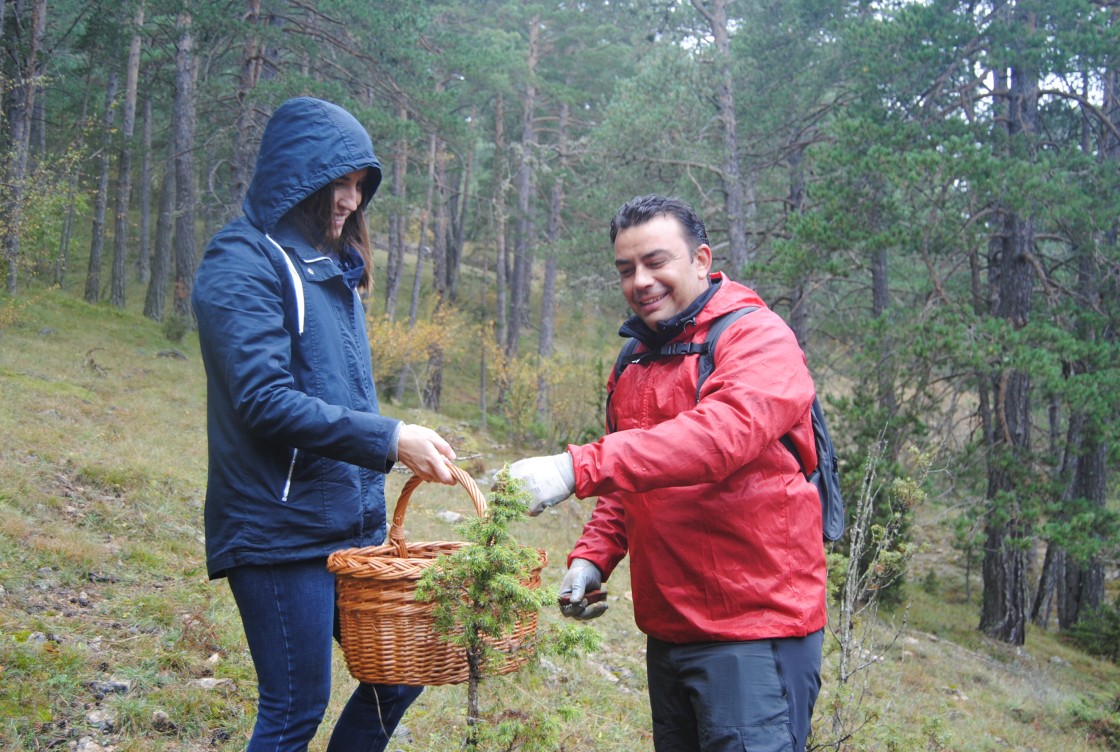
top-left (1066, 596), bottom-right (1120, 663)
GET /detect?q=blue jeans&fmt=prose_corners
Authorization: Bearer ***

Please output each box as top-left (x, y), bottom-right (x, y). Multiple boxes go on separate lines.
top-left (227, 559), bottom-right (424, 752)
top-left (646, 630), bottom-right (823, 752)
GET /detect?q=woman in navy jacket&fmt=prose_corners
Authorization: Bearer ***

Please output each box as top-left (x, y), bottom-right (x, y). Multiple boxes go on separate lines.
top-left (193, 97), bottom-right (455, 752)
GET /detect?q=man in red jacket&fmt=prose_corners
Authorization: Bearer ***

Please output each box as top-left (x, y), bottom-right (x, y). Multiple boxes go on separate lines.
top-left (510, 195), bottom-right (827, 752)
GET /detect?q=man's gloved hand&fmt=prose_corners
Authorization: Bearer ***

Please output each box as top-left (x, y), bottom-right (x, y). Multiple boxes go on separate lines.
top-left (559, 558), bottom-right (607, 620)
top-left (507, 453), bottom-right (576, 516)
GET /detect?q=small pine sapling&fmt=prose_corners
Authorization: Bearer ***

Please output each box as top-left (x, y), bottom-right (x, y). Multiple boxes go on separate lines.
top-left (813, 443), bottom-right (932, 752)
top-left (415, 467), bottom-right (600, 749)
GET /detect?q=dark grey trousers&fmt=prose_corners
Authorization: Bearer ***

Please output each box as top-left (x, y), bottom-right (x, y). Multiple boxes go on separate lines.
top-left (646, 629), bottom-right (823, 752)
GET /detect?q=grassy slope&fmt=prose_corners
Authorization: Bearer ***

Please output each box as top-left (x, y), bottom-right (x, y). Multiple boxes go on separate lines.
top-left (1, 287), bottom-right (1118, 751)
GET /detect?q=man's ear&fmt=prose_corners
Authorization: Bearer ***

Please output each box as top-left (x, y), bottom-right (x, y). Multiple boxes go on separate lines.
top-left (694, 244), bottom-right (713, 276)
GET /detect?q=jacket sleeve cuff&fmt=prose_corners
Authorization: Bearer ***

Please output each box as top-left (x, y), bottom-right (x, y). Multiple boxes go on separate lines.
top-left (387, 420), bottom-right (403, 465)
top-left (567, 547), bottom-right (621, 581)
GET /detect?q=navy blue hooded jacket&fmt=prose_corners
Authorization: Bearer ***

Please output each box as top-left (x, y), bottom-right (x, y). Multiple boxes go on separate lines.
top-left (192, 97), bottom-right (398, 579)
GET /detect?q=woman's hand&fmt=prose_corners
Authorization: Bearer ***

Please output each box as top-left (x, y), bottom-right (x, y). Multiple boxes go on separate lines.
top-left (396, 424), bottom-right (457, 485)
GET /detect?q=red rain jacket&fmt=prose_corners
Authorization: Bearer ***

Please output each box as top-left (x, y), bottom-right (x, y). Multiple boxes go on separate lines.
top-left (568, 275), bottom-right (828, 643)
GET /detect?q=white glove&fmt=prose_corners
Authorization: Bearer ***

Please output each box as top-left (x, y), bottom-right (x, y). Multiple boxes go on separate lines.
top-left (559, 558), bottom-right (607, 620)
top-left (507, 453), bottom-right (576, 516)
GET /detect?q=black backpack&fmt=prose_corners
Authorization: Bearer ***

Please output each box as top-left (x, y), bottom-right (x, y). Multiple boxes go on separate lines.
top-left (608, 307), bottom-right (846, 542)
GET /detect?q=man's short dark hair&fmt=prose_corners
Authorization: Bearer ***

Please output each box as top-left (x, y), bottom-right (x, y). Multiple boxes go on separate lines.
top-left (609, 194), bottom-right (710, 251)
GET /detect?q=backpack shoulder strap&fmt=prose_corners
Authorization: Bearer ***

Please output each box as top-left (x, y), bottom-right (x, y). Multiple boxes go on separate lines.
top-left (608, 304), bottom-right (760, 431)
top-left (695, 306), bottom-right (814, 476)
top-left (695, 306), bottom-right (758, 401)
top-left (607, 337), bottom-right (643, 434)
top-left (612, 336), bottom-right (643, 384)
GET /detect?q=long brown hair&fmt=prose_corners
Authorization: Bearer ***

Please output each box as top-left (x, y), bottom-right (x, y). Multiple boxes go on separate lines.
top-left (288, 180), bottom-right (374, 293)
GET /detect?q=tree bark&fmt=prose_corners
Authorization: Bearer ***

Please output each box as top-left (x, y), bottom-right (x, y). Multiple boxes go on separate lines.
top-left (1057, 427), bottom-right (1106, 628)
top-left (384, 102), bottom-right (408, 320)
top-left (394, 132), bottom-right (437, 404)
top-left (493, 92), bottom-right (509, 351)
top-left (110, 3), bottom-right (144, 308)
top-left (431, 138), bottom-right (449, 301)
top-left (172, 10), bottom-right (198, 322)
top-left (1049, 15), bottom-right (1120, 627)
top-left (692, 0), bottom-right (748, 274)
top-left (871, 238), bottom-right (898, 425)
top-left (30, 84), bottom-right (44, 165)
top-left (138, 94), bottom-right (153, 284)
top-left (55, 75), bottom-right (92, 290)
top-left (979, 12), bottom-right (1038, 643)
top-left (786, 141), bottom-right (809, 350)
top-left (2, 0), bottom-right (46, 294)
top-left (1035, 223), bottom-right (1110, 629)
top-left (507, 14), bottom-right (539, 356)
top-left (229, 0), bottom-right (262, 218)
top-left (143, 152), bottom-right (175, 321)
top-left (424, 137), bottom-right (451, 411)
top-left (539, 97), bottom-right (567, 363)
top-left (85, 72), bottom-right (120, 304)
top-left (447, 107), bottom-right (477, 304)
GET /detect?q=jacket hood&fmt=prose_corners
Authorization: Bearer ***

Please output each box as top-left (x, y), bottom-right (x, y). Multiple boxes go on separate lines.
top-left (243, 97), bottom-right (383, 233)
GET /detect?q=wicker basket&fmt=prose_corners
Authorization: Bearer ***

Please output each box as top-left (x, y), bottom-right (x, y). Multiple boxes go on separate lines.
top-left (327, 464), bottom-right (547, 686)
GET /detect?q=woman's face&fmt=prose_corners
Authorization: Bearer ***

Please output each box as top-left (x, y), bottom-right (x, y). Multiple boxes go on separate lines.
top-left (329, 168), bottom-right (368, 240)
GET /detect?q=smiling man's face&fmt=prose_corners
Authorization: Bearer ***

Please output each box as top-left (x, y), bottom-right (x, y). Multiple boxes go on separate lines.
top-left (614, 214), bottom-right (712, 329)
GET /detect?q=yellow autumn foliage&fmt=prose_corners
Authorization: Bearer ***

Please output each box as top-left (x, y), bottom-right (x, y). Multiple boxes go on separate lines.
top-left (366, 305), bottom-right (465, 387)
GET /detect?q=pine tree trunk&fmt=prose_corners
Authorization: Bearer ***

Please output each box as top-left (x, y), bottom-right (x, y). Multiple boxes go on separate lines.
top-left (979, 17), bottom-right (1038, 643)
top-left (56, 81), bottom-right (92, 290)
top-left (423, 345), bottom-right (443, 411)
top-left (110, 4), bottom-right (144, 309)
top-left (143, 154), bottom-right (175, 321)
top-left (30, 85), bottom-right (45, 164)
top-left (424, 137), bottom-right (450, 411)
top-left (447, 110), bottom-right (475, 303)
top-left (1057, 436), bottom-right (1106, 628)
top-left (394, 133), bottom-right (437, 403)
top-left (85, 73), bottom-right (120, 304)
top-left (138, 95), bottom-right (153, 284)
top-left (229, 0), bottom-right (262, 218)
top-left (172, 11), bottom-right (198, 322)
top-left (693, 0), bottom-right (748, 273)
top-left (535, 98), bottom-right (567, 419)
top-left (384, 103), bottom-right (408, 320)
top-left (507, 15), bottom-right (539, 356)
top-left (493, 93), bottom-right (509, 352)
top-left (1, 0), bottom-right (45, 294)
top-left (432, 139), bottom-right (449, 301)
top-left (786, 142), bottom-right (809, 351)
top-left (538, 97), bottom-right (567, 363)
top-left (871, 241), bottom-right (898, 425)
top-left (1047, 28), bottom-right (1120, 630)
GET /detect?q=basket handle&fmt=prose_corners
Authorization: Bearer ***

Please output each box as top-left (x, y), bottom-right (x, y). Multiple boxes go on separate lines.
top-left (388, 462), bottom-right (487, 558)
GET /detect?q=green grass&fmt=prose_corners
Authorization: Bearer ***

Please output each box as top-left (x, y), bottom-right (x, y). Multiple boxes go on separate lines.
top-left (2, 286), bottom-right (1120, 751)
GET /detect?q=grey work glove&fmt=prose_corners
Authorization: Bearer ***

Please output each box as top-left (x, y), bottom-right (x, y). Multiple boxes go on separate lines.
top-left (507, 453), bottom-right (576, 516)
top-left (558, 558), bottom-right (607, 620)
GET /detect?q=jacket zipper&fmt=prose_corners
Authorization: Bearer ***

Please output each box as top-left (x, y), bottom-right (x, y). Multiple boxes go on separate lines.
top-left (282, 448), bottom-right (298, 502)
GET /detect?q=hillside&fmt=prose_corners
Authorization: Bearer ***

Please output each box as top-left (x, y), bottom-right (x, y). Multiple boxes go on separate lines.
top-left (1, 288), bottom-right (1119, 752)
